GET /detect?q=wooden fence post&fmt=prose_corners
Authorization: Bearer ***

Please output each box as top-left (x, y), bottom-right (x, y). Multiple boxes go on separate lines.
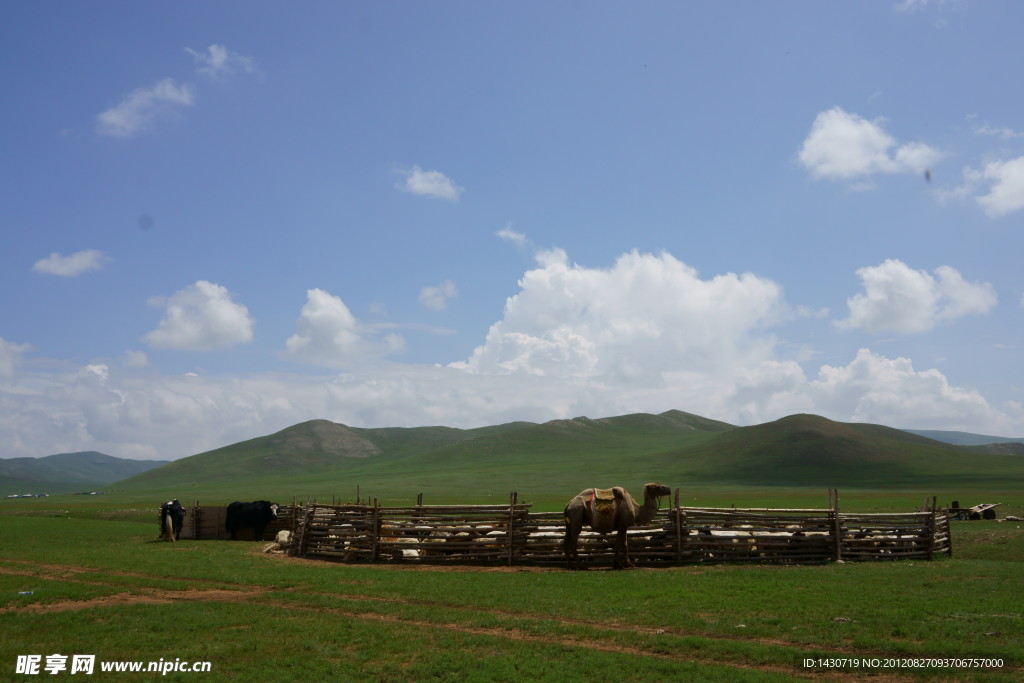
top-left (296, 497), bottom-right (314, 557)
top-left (926, 497), bottom-right (937, 561)
top-left (508, 492), bottom-right (517, 567)
top-left (673, 489), bottom-right (683, 563)
top-left (830, 489), bottom-right (843, 562)
top-left (371, 498), bottom-right (380, 562)
top-left (945, 505), bottom-right (954, 558)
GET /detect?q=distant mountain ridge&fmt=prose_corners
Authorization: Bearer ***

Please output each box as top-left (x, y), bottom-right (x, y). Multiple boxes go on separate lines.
top-left (109, 410), bottom-right (1024, 498)
top-left (1, 452), bottom-right (169, 495)
top-left (902, 429), bottom-right (1024, 447)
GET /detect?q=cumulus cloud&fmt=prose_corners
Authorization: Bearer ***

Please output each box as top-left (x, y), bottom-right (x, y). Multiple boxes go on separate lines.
top-left (419, 280), bottom-right (458, 311)
top-left (968, 157), bottom-right (1024, 218)
top-left (4, 247), bottom-right (1022, 461)
top-left (398, 166), bottom-right (463, 201)
top-left (32, 249), bottom-right (109, 277)
top-left (807, 349), bottom-right (1001, 428)
top-left (725, 348), bottom-right (1014, 431)
top-left (838, 260), bottom-right (996, 334)
top-left (798, 107), bottom-right (941, 182)
top-left (936, 156), bottom-right (1024, 218)
top-left (145, 281), bottom-right (254, 351)
top-left (96, 78), bottom-right (195, 138)
top-left (284, 289), bottom-right (405, 367)
top-left (186, 44), bottom-right (258, 79)
top-left (453, 250), bottom-right (785, 383)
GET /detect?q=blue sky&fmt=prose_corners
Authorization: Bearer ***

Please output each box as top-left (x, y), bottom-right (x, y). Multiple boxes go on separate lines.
top-left (2, 1), bottom-right (1022, 460)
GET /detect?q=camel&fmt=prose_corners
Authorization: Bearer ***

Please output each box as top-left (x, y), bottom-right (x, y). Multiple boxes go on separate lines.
top-left (562, 482), bottom-right (672, 570)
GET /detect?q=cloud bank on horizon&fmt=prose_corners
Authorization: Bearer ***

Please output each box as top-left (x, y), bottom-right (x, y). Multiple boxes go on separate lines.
top-left (1, 2), bottom-right (1022, 460)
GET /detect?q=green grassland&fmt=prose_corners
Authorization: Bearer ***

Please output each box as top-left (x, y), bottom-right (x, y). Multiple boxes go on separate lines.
top-left (4, 410), bottom-right (1023, 679)
top-left (1, 511), bottom-right (1022, 681)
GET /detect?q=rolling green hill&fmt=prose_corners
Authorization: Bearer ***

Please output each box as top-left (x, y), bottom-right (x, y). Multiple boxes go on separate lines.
top-left (653, 414), bottom-right (1024, 488)
top-left (1, 452), bottom-right (169, 495)
top-left (113, 410), bottom-right (732, 500)
top-left (109, 411), bottom-right (1024, 504)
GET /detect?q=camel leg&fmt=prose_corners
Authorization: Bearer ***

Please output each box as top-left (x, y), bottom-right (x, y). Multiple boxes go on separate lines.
top-left (563, 520), bottom-right (584, 570)
top-left (614, 528), bottom-right (634, 569)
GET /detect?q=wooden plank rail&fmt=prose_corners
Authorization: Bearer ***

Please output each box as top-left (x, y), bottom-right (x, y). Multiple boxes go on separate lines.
top-left (178, 503), bottom-right (297, 541)
top-left (284, 491), bottom-right (952, 567)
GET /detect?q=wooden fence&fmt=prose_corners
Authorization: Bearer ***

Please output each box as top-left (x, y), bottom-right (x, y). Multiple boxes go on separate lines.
top-left (289, 490), bottom-right (952, 566)
top-left (176, 502), bottom-right (297, 541)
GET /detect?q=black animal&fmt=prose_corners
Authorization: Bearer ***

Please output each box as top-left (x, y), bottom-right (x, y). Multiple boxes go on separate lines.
top-left (225, 500), bottom-right (280, 541)
top-left (159, 499), bottom-right (186, 542)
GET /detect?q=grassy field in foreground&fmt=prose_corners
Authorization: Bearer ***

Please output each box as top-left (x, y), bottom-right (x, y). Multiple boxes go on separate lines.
top-left (1, 511), bottom-right (1022, 681)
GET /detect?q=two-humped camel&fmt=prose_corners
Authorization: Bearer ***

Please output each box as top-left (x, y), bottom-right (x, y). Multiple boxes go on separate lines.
top-left (563, 482), bottom-right (672, 569)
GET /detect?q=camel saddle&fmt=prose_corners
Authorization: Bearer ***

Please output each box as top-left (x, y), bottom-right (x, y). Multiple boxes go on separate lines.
top-left (588, 488), bottom-right (620, 533)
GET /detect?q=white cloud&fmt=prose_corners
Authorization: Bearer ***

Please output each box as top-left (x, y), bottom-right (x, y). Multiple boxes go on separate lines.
top-left (725, 348), bottom-right (1015, 432)
top-left (185, 44), bottom-right (258, 80)
top-left (973, 123), bottom-right (1024, 140)
top-left (4, 247), bottom-right (1021, 461)
top-left (145, 281), bottom-right (254, 351)
top-left (807, 349), bottom-right (1002, 429)
top-left (96, 78), bottom-right (195, 138)
top-left (419, 280), bottom-right (458, 311)
top-left (398, 166), bottom-right (463, 201)
top-left (285, 289), bottom-right (405, 367)
top-left (0, 338), bottom-right (31, 378)
top-left (970, 157), bottom-right (1024, 218)
top-left (798, 107), bottom-right (941, 182)
top-left (838, 260), bottom-right (996, 334)
top-left (453, 250), bottom-right (785, 383)
top-left (32, 249), bottom-right (109, 277)
top-left (496, 225), bottom-right (528, 247)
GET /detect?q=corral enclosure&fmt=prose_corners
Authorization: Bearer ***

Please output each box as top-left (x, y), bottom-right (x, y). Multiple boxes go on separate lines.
top-left (177, 503), bottom-right (295, 541)
top-left (284, 490), bottom-right (952, 566)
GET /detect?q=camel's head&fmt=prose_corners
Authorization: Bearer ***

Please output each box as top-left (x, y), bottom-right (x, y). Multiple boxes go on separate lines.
top-left (644, 483), bottom-right (672, 503)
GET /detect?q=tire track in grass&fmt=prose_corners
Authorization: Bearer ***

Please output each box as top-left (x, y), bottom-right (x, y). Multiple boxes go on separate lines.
top-left (1, 588), bottom-right (262, 613)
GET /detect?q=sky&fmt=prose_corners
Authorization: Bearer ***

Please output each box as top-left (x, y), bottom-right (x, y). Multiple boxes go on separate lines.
top-left (1, 1), bottom-right (1022, 461)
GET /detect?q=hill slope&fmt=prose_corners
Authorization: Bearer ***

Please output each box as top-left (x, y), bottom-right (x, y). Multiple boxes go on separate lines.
top-left (1, 452), bottom-right (169, 495)
top-left (117, 419), bottom-right (475, 489)
top-left (110, 411), bottom-right (1024, 501)
top-left (654, 414), bottom-right (1024, 488)
top-left (113, 410), bottom-right (732, 498)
